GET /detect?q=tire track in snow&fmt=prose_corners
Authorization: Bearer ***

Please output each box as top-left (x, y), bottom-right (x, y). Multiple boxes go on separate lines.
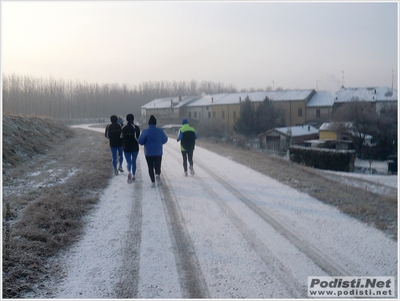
top-left (194, 156), bottom-right (352, 277)
top-left (193, 174), bottom-right (306, 297)
top-left (115, 159), bottom-right (143, 298)
top-left (163, 146), bottom-right (304, 297)
top-left (157, 171), bottom-right (211, 298)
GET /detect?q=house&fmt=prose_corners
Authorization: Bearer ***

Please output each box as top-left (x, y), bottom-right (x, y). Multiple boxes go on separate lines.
top-left (258, 125), bottom-right (319, 151)
top-left (265, 89), bottom-right (316, 127)
top-left (203, 92), bottom-right (267, 130)
top-left (319, 122), bottom-right (341, 140)
top-left (140, 95), bottom-right (200, 125)
top-left (185, 90), bottom-right (316, 131)
top-left (375, 88), bottom-right (398, 114)
top-left (333, 86), bottom-right (397, 114)
top-left (186, 93), bottom-right (231, 124)
top-left (305, 91), bottom-right (335, 127)
top-left (316, 122), bottom-right (372, 150)
top-left (140, 87), bottom-right (397, 131)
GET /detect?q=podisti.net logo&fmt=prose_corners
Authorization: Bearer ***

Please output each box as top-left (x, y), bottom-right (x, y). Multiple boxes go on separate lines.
top-left (308, 276), bottom-right (395, 298)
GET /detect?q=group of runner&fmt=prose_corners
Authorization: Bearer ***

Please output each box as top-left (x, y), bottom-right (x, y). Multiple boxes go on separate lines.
top-left (105, 114), bottom-right (197, 187)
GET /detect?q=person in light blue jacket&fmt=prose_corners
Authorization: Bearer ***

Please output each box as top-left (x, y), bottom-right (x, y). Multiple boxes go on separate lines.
top-left (138, 115), bottom-right (168, 187)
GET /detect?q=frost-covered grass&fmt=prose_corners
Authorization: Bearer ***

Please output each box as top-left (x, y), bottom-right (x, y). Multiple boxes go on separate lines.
top-left (2, 115), bottom-right (111, 298)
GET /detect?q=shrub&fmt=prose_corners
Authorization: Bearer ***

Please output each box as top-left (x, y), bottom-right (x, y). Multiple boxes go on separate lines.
top-left (196, 119), bottom-right (229, 138)
top-left (289, 146), bottom-right (356, 172)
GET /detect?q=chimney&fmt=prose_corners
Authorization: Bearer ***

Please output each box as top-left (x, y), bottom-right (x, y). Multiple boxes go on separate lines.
top-left (179, 96), bottom-right (182, 102)
top-left (239, 97), bottom-right (241, 102)
top-left (211, 97), bottom-right (213, 104)
top-left (171, 99), bottom-right (173, 108)
top-left (308, 125), bottom-right (310, 131)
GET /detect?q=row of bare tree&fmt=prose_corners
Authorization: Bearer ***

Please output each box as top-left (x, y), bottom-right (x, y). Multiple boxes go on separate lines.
top-left (2, 74), bottom-right (237, 120)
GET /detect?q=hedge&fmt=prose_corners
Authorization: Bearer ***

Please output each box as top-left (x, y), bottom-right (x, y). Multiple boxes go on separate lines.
top-left (289, 145), bottom-right (356, 172)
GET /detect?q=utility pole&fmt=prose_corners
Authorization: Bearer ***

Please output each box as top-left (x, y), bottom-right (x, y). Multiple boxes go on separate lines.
top-left (341, 70), bottom-right (344, 87)
top-left (392, 69), bottom-right (394, 90)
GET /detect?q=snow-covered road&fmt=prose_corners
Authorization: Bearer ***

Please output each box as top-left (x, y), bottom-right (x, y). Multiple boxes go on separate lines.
top-left (55, 124), bottom-right (397, 298)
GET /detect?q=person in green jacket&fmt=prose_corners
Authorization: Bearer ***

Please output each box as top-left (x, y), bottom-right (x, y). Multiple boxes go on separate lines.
top-left (177, 119), bottom-right (197, 176)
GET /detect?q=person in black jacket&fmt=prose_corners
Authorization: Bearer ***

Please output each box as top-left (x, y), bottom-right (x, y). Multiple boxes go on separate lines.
top-left (177, 119), bottom-right (197, 176)
top-left (105, 115), bottom-right (124, 175)
top-left (121, 114), bottom-right (141, 183)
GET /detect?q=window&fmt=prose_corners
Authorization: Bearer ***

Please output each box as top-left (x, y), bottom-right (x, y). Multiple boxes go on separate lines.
top-left (208, 112), bottom-right (211, 118)
top-left (298, 108), bottom-right (302, 117)
top-left (233, 111), bottom-right (237, 119)
top-left (213, 112), bottom-right (216, 119)
top-left (316, 109), bottom-right (321, 118)
top-left (194, 112), bottom-right (197, 118)
top-left (188, 112), bottom-right (191, 118)
top-left (222, 111), bottom-right (225, 119)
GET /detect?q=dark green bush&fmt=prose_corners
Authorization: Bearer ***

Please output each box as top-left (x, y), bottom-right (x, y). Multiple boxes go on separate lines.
top-left (289, 146), bottom-right (356, 172)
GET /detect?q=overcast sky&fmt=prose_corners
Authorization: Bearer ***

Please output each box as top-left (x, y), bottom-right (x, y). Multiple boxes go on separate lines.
top-left (1, 1), bottom-right (398, 92)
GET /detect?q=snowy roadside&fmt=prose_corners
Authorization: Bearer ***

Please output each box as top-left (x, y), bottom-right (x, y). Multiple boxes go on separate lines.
top-left (322, 159), bottom-right (397, 188)
top-left (46, 124), bottom-right (397, 299)
top-left (316, 164), bottom-right (397, 198)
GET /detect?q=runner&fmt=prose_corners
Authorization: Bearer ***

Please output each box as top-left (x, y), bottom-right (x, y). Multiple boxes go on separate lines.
top-left (177, 119), bottom-right (197, 176)
top-left (121, 114), bottom-right (140, 183)
top-left (138, 115), bottom-right (168, 187)
top-left (105, 115), bottom-right (124, 175)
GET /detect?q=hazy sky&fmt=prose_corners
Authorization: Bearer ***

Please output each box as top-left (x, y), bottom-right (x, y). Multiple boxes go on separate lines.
top-left (1, 1), bottom-right (398, 92)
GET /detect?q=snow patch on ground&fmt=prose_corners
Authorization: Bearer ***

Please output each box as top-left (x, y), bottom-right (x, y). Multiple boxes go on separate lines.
top-left (46, 124), bottom-right (397, 298)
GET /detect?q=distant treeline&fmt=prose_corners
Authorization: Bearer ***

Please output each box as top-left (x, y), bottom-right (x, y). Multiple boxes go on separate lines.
top-left (2, 74), bottom-right (238, 120)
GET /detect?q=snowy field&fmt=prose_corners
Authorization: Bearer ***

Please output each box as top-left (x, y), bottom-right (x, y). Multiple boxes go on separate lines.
top-left (50, 124), bottom-right (397, 299)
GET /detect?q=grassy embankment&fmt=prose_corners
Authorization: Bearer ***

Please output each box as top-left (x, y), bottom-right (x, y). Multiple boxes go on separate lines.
top-left (2, 113), bottom-right (112, 298)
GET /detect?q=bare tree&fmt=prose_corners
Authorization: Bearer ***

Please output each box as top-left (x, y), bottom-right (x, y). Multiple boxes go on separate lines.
top-left (333, 100), bottom-right (378, 155)
top-left (376, 103), bottom-right (397, 159)
top-left (2, 75), bottom-right (238, 120)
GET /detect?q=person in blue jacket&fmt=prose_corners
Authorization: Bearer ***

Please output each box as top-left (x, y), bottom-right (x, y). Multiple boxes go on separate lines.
top-left (138, 115), bottom-right (168, 187)
top-left (177, 119), bottom-right (197, 176)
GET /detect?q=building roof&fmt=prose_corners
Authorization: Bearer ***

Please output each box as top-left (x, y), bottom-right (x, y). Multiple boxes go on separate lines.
top-left (141, 95), bottom-right (199, 109)
top-left (264, 89), bottom-right (315, 101)
top-left (186, 93), bottom-right (230, 107)
top-left (260, 125), bottom-right (319, 138)
top-left (276, 125), bottom-right (319, 137)
top-left (319, 122), bottom-right (336, 131)
top-left (306, 91), bottom-right (335, 107)
top-left (319, 122), bottom-right (373, 139)
top-left (141, 87), bottom-right (397, 110)
top-left (334, 86), bottom-right (397, 103)
top-left (187, 90), bottom-right (315, 107)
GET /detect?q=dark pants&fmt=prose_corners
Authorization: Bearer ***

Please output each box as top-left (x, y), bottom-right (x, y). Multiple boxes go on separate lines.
top-left (145, 155), bottom-right (162, 182)
top-left (181, 149), bottom-right (194, 172)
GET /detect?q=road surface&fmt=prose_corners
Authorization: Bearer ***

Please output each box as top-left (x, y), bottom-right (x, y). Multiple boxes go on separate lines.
top-left (54, 125), bottom-right (397, 298)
